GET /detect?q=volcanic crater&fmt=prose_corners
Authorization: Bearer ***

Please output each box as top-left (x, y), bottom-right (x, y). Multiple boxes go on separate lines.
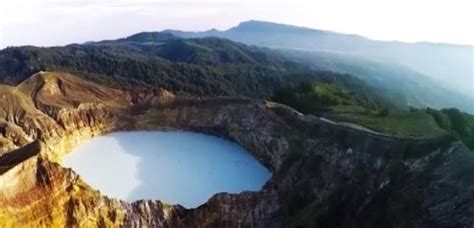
top-left (0, 72), bottom-right (473, 227)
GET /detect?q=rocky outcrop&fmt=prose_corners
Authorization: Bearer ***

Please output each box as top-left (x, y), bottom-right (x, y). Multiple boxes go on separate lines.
top-left (0, 72), bottom-right (473, 227)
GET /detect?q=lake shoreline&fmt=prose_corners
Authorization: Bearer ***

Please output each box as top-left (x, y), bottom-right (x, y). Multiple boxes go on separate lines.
top-left (62, 131), bottom-right (272, 208)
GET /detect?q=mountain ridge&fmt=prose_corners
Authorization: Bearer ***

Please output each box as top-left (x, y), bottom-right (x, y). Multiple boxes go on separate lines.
top-left (161, 20), bottom-right (474, 100)
top-left (164, 20), bottom-right (472, 47)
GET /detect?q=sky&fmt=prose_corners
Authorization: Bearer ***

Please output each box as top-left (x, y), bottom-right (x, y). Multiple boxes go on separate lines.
top-left (0, 0), bottom-right (473, 48)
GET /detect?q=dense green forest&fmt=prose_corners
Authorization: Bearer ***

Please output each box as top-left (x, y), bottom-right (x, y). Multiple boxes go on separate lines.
top-left (0, 35), bottom-right (390, 104)
top-left (0, 41), bottom-right (290, 97)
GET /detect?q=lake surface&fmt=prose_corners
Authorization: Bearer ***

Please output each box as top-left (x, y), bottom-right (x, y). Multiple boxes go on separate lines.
top-left (62, 131), bottom-right (271, 208)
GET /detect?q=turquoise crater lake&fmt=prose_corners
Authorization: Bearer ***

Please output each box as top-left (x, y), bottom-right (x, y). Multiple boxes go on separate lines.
top-left (62, 131), bottom-right (271, 208)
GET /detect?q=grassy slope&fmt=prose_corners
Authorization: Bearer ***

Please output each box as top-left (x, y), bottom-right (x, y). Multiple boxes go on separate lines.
top-left (273, 82), bottom-right (448, 138)
top-left (330, 107), bottom-right (446, 137)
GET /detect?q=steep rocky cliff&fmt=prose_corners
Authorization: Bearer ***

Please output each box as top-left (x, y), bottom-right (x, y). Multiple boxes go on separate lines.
top-left (0, 72), bottom-right (473, 227)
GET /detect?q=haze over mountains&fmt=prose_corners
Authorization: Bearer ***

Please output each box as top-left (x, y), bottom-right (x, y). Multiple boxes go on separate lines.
top-left (165, 20), bottom-right (474, 99)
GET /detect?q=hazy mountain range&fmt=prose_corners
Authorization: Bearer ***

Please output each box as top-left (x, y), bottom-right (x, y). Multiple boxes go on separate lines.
top-left (165, 20), bottom-right (473, 98)
top-left (163, 20), bottom-right (474, 113)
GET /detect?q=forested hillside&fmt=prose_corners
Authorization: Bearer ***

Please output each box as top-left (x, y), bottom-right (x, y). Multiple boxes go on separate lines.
top-left (0, 41), bottom-right (291, 97)
top-left (0, 35), bottom-right (390, 105)
top-left (165, 20), bottom-right (474, 113)
top-left (426, 108), bottom-right (474, 150)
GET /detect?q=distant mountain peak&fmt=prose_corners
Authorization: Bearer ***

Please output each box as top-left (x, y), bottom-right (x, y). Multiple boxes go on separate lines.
top-left (228, 20), bottom-right (325, 35)
top-left (123, 32), bottom-right (178, 43)
top-left (236, 20), bottom-right (283, 26)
